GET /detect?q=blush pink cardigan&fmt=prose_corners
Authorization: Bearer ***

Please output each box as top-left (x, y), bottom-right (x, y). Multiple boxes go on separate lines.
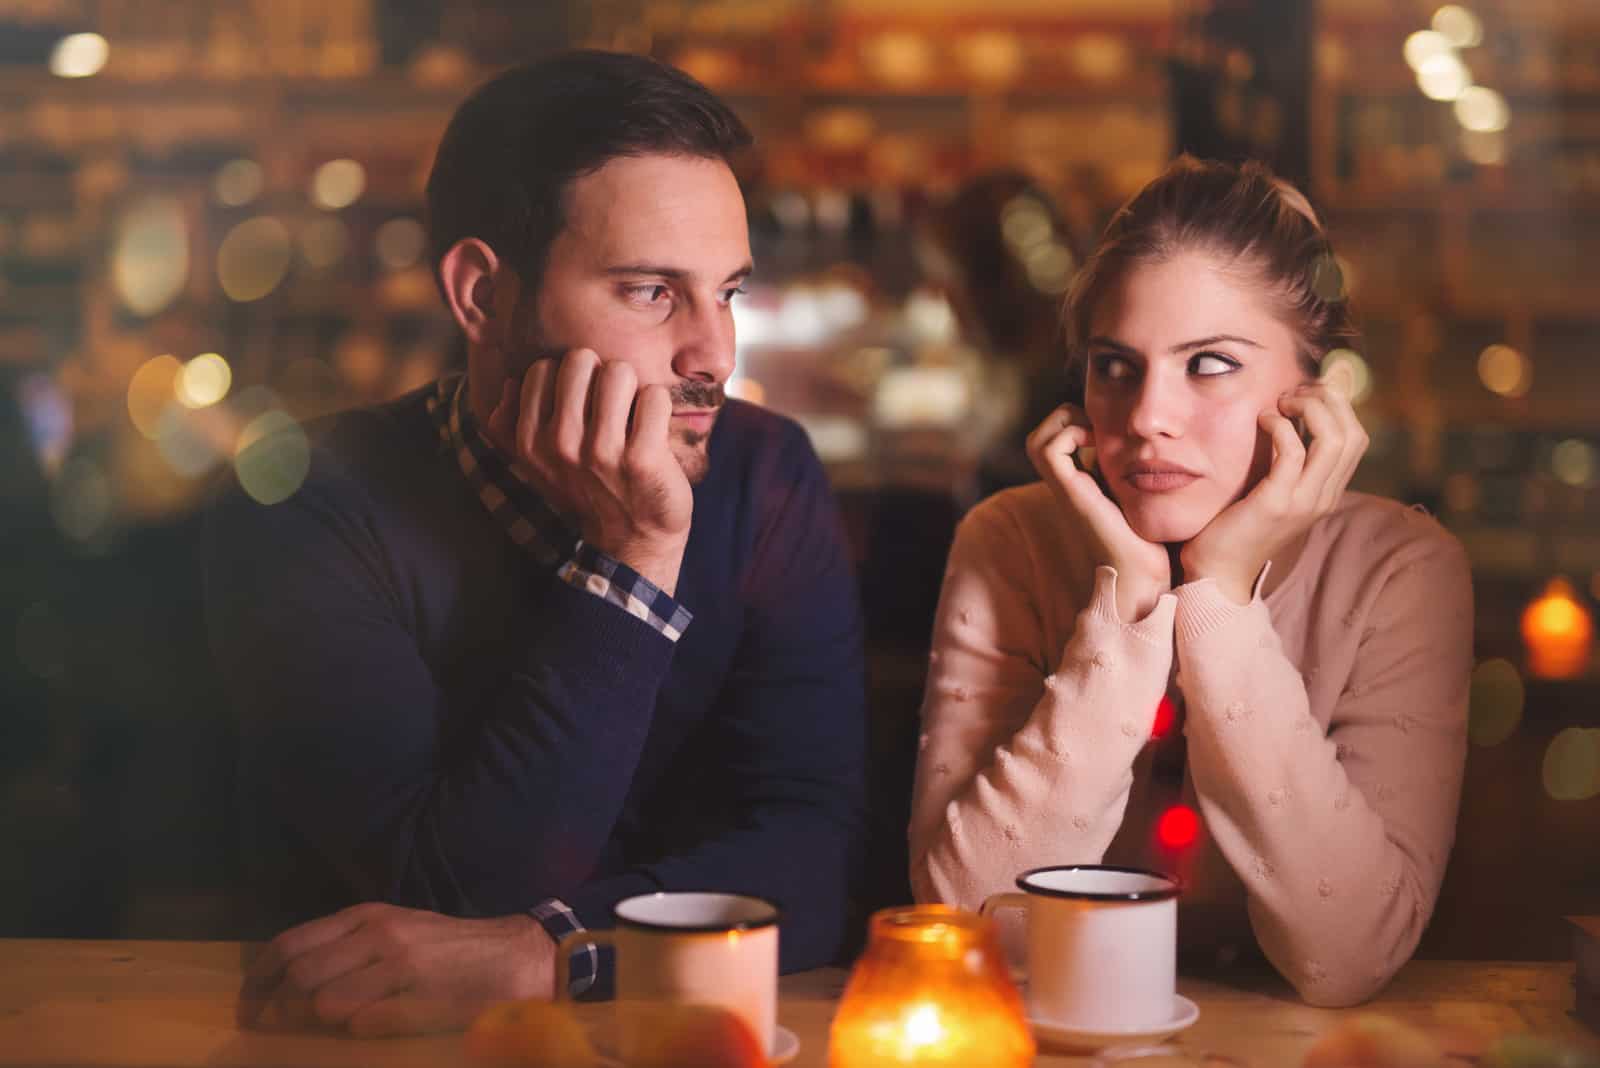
top-left (909, 485), bottom-right (1474, 1007)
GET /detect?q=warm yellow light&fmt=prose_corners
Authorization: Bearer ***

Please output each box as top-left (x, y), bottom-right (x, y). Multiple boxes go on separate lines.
top-left (175, 353), bottom-right (232, 409)
top-left (215, 159), bottom-right (265, 207)
top-left (235, 410), bottom-right (311, 505)
top-left (1432, 5), bottom-right (1484, 49)
top-left (1552, 439), bottom-right (1598, 488)
top-left (50, 33), bottom-right (108, 78)
top-left (831, 906), bottom-right (1033, 1068)
top-left (1403, 30), bottom-right (1452, 72)
top-left (725, 377), bottom-right (766, 406)
top-left (299, 218), bottom-right (349, 269)
top-left (957, 31), bottom-right (1024, 86)
top-left (1521, 578), bottom-right (1593, 680)
top-left (127, 355), bottom-right (183, 439)
top-left (1454, 86), bottom-right (1509, 132)
top-left (1461, 128), bottom-right (1507, 166)
top-left (1417, 53), bottom-right (1472, 101)
top-left (375, 218), bottom-right (426, 271)
top-left (1468, 658), bottom-right (1523, 747)
top-left (863, 32), bottom-right (933, 87)
top-left (217, 217), bottom-right (293, 302)
top-left (1543, 729), bottom-right (1600, 801)
top-left (1478, 344), bottom-right (1531, 398)
top-left (1322, 349), bottom-right (1374, 405)
top-left (112, 197), bottom-right (188, 318)
top-left (311, 159), bottom-right (367, 211)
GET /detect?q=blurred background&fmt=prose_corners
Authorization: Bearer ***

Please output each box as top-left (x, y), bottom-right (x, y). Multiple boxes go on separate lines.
top-left (0, 0), bottom-right (1596, 962)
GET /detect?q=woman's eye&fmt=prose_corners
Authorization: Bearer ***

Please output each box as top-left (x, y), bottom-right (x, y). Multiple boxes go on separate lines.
top-left (1191, 352), bottom-right (1240, 376)
top-left (1093, 354), bottom-right (1134, 381)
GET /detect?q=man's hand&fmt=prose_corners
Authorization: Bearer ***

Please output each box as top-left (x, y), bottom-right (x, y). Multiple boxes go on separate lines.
top-left (238, 903), bottom-right (556, 1038)
top-left (1180, 376), bottom-right (1368, 605)
top-left (1027, 403), bottom-right (1172, 623)
top-left (486, 348), bottom-right (693, 595)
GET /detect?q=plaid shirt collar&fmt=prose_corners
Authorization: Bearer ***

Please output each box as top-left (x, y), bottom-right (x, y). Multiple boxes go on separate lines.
top-left (426, 373), bottom-right (577, 569)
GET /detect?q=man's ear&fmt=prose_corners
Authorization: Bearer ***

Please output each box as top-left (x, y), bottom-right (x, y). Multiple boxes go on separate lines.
top-left (438, 238), bottom-right (505, 347)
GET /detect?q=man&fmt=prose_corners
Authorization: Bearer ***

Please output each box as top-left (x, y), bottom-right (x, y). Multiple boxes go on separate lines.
top-left (204, 51), bottom-right (866, 1036)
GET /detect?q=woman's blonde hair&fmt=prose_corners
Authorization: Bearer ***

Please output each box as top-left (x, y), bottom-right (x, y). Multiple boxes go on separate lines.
top-left (1062, 155), bottom-right (1359, 402)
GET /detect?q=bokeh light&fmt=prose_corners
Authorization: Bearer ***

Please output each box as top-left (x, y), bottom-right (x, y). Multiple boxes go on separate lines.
top-left (175, 353), bottom-right (233, 410)
top-left (311, 159), bottom-right (366, 210)
top-left (863, 32), bottom-right (934, 87)
top-left (1403, 30), bottom-right (1453, 72)
top-left (217, 216), bottom-right (293, 302)
top-left (215, 159), bottom-right (265, 207)
top-left (375, 218), bottom-right (427, 272)
top-left (1417, 53), bottom-right (1472, 102)
top-left (155, 406), bottom-right (223, 478)
top-left (957, 31), bottom-right (1023, 86)
top-left (299, 217), bottom-right (349, 269)
top-left (1151, 695), bottom-right (1177, 740)
top-left (1454, 87), bottom-right (1509, 133)
top-left (1311, 254), bottom-right (1347, 302)
top-left (1542, 728), bottom-right (1600, 802)
top-left (1521, 577), bottom-right (1593, 680)
top-left (1432, 5), bottom-right (1485, 49)
top-left (50, 457), bottom-right (113, 543)
top-left (112, 197), bottom-right (189, 318)
top-left (49, 33), bottom-right (108, 78)
top-left (126, 354), bottom-right (183, 439)
top-left (725, 376), bottom-right (767, 406)
top-left (1461, 128), bottom-right (1508, 166)
top-left (1322, 349), bottom-right (1374, 405)
top-left (1023, 244), bottom-right (1075, 295)
top-left (1550, 439), bottom-right (1597, 488)
top-left (1468, 658), bottom-right (1524, 747)
top-left (1478, 344), bottom-right (1532, 398)
top-left (235, 411), bottom-right (311, 505)
top-left (1157, 805), bottom-right (1200, 850)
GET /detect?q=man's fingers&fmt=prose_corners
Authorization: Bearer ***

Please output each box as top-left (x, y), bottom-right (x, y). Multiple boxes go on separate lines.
top-left (550, 349), bottom-right (600, 462)
top-left (346, 988), bottom-right (466, 1039)
top-left (516, 358), bottom-right (557, 461)
top-left (586, 361), bottom-right (637, 468)
top-left (627, 384), bottom-right (673, 457)
top-left (304, 958), bottom-right (411, 1030)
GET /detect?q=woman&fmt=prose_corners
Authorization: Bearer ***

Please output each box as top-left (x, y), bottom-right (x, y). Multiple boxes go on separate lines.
top-left (908, 156), bottom-right (1473, 1008)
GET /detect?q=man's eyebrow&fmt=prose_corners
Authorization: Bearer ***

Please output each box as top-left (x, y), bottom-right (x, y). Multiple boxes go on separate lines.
top-left (604, 263), bottom-right (755, 284)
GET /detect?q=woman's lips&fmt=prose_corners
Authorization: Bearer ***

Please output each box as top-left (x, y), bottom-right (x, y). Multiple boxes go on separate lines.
top-left (1122, 466), bottom-right (1200, 493)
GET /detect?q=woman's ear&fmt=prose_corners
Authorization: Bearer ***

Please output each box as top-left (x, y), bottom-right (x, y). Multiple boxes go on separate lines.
top-left (437, 238), bottom-right (503, 347)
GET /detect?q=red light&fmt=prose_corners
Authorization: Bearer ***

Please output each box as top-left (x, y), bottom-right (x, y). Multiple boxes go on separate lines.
top-left (1157, 804), bottom-right (1200, 850)
top-left (1151, 695), bottom-right (1177, 739)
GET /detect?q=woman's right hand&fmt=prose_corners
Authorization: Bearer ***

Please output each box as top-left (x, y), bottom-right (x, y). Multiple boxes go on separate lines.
top-left (1026, 404), bottom-right (1171, 622)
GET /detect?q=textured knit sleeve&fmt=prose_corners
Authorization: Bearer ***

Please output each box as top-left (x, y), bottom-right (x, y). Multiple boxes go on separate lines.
top-left (909, 497), bottom-right (1177, 910)
top-left (1173, 523), bottom-right (1473, 1007)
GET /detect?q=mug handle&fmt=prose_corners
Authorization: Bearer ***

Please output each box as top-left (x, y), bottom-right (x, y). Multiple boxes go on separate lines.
top-left (554, 929), bottom-right (616, 1001)
top-left (979, 891), bottom-right (1030, 920)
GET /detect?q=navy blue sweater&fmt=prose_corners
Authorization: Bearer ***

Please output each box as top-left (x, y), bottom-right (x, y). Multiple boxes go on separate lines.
top-left (203, 386), bottom-right (867, 975)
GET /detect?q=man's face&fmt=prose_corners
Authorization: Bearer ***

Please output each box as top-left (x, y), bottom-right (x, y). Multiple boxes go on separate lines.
top-left (511, 153), bottom-right (752, 485)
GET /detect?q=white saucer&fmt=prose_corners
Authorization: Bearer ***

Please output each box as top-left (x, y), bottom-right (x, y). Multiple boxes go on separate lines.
top-left (771, 1025), bottom-right (801, 1064)
top-left (1029, 995), bottom-right (1200, 1052)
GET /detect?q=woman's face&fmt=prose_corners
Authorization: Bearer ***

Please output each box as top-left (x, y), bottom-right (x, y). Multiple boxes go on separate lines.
top-left (1083, 249), bottom-right (1311, 544)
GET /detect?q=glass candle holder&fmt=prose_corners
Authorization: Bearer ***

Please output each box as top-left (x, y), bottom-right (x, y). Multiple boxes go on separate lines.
top-left (829, 905), bottom-right (1035, 1067)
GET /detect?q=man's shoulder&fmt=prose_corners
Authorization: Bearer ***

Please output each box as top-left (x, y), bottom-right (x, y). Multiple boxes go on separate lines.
top-left (706, 399), bottom-right (824, 492)
top-left (301, 384), bottom-right (442, 477)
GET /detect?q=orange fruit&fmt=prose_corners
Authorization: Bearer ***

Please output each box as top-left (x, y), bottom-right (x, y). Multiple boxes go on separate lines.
top-left (464, 998), bottom-right (601, 1068)
top-left (619, 1001), bottom-right (770, 1068)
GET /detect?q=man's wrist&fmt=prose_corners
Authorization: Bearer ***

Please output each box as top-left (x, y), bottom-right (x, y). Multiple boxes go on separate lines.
top-left (606, 538), bottom-right (688, 597)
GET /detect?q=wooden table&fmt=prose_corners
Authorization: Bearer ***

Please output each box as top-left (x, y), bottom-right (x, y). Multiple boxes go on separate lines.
top-left (0, 940), bottom-right (1593, 1066)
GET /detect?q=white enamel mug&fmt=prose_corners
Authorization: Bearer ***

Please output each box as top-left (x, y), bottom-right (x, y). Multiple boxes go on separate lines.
top-left (980, 865), bottom-right (1180, 1031)
top-left (556, 891), bottom-right (780, 1056)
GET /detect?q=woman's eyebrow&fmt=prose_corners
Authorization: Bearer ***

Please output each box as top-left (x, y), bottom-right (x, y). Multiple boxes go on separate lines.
top-left (1171, 334), bottom-right (1261, 352)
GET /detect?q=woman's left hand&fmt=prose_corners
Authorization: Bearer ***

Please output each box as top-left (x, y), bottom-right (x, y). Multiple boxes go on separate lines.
top-left (1180, 374), bottom-right (1369, 605)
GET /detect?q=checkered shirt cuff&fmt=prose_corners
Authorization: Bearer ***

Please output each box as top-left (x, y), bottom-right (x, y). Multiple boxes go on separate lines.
top-left (557, 541), bottom-right (693, 642)
top-left (530, 898), bottom-right (597, 998)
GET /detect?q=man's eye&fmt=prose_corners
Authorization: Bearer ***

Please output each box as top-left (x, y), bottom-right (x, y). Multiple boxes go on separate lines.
top-left (1191, 352), bottom-right (1240, 376)
top-left (720, 285), bottom-right (747, 305)
top-left (625, 284), bottom-right (670, 305)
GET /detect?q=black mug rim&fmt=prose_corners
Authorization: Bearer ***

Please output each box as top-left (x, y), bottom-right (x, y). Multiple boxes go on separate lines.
top-left (1015, 864), bottom-right (1181, 903)
top-left (612, 890), bottom-right (783, 934)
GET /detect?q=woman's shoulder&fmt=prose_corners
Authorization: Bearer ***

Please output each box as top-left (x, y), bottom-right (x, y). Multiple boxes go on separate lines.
top-left (958, 481), bottom-right (1062, 555)
top-left (1317, 492), bottom-right (1471, 583)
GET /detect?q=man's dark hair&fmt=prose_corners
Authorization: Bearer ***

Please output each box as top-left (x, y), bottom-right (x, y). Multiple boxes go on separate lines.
top-left (425, 49), bottom-right (752, 294)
